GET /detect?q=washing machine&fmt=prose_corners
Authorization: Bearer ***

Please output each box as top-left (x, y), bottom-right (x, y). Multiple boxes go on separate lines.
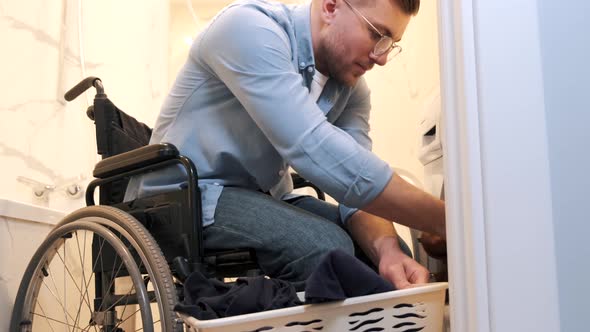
top-left (412, 92), bottom-right (447, 282)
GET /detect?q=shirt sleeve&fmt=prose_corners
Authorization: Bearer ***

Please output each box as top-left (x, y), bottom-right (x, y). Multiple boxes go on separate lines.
top-left (332, 78), bottom-right (394, 224)
top-left (196, 5), bottom-right (392, 209)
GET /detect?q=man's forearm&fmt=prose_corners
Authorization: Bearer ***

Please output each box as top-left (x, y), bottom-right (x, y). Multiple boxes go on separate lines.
top-left (363, 173), bottom-right (446, 238)
top-left (347, 210), bottom-right (402, 266)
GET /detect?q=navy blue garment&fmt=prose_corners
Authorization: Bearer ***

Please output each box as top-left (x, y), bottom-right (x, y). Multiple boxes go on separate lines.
top-left (174, 271), bottom-right (302, 320)
top-left (304, 249), bottom-right (394, 304)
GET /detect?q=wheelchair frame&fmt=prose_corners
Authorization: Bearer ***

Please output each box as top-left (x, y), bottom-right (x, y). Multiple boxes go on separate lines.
top-left (10, 77), bottom-right (325, 332)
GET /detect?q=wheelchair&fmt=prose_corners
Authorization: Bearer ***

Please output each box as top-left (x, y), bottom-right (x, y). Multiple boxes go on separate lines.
top-left (10, 77), bottom-right (325, 332)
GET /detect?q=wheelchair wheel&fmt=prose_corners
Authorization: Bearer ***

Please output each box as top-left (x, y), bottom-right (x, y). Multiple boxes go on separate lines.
top-left (11, 206), bottom-right (183, 332)
top-left (10, 220), bottom-right (153, 332)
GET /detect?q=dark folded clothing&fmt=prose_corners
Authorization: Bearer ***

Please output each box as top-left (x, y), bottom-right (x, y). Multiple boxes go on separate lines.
top-left (176, 249), bottom-right (394, 319)
top-left (304, 249), bottom-right (394, 304)
top-left (174, 271), bottom-right (302, 320)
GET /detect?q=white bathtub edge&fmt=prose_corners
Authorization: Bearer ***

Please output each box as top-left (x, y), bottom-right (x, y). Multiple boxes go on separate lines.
top-left (0, 198), bottom-right (66, 225)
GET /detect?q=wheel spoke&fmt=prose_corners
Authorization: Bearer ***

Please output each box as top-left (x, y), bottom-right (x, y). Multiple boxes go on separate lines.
top-left (98, 254), bottom-right (125, 312)
top-left (44, 244), bottom-right (72, 330)
top-left (105, 282), bottom-right (139, 314)
top-left (72, 231), bottom-right (93, 330)
top-left (33, 302), bottom-right (57, 332)
top-left (72, 231), bottom-right (107, 332)
top-left (113, 284), bottom-right (132, 329)
top-left (134, 319), bottom-right (160, 331)
top-left (44, 260), bottom-right (77, 327)
top-left (83, 235), bottom-right (108, 332)
top-left (115, 307), bottom-right (143, 327)
top-left (54, 238), bottom-right (93, 317)
top-left (32, 311), bottom-right (91, 331)
top-left (63, 241), bottom-right (68, 332)
top-left (17, 213), bottom-right (172, 332)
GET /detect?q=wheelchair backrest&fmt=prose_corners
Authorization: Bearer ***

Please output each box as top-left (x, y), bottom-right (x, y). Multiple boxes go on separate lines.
top-left (92, 98), bottom-right (153, 205)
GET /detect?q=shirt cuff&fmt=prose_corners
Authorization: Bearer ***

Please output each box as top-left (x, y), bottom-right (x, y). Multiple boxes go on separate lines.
top-left (339, 166), bottom-right (395, 226)
top-left (341, 157), bottom-right (394, 208)
top-left (338, 205), bottom-right (358, 227)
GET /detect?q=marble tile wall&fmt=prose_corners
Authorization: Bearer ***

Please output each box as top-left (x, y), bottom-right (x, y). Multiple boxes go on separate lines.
top-left (0, 0), bottom-right (169, 212)
top-left (0, 1), bottom-right (169, 329)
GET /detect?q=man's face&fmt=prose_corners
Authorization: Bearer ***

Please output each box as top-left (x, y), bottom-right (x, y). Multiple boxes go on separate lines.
top-left (319, 0), bottom-right (411, 86)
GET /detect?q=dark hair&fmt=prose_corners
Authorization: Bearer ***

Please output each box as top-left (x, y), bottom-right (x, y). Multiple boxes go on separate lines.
top-left (350, 0), bottom-right (420, 16)
top-left (396, 0), bottom-right (420, 16)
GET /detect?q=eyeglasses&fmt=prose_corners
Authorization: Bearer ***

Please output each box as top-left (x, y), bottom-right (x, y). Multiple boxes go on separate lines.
top-left (342, 0), bottom-right (402, 61)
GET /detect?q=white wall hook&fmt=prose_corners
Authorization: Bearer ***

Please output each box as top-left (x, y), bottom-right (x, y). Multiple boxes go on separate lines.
top-left (17, 175), bottom-right (86, 200)
top-left (16, 176), bottom-right (55, 200)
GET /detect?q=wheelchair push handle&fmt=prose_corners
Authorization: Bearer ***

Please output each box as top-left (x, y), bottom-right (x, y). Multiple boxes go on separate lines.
top-left (64, 76), bottom-right (106, 101)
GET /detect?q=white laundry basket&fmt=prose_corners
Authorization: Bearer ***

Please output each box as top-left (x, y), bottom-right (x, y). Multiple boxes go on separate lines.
top-left (179, 282), bottom-right (448, 332)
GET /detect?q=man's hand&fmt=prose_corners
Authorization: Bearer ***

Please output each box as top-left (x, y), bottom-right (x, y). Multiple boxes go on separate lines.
top-left (376, 237), bottom-right (430, 289)
top-left (347, 210), bottom-right (430, 289)
top-left (418, 231), bottom-right (447, 259)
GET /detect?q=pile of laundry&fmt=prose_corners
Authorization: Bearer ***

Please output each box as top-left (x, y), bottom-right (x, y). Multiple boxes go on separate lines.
top-left (175, 249), bottom-right (395, 320)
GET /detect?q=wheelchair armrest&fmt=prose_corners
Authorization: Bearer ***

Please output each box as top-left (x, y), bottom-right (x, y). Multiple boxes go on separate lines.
top-left (291, 173), bottom-right (308, 187)
top-left (93, 143), bottom-right (179, 178)
top-left (291, 172), bottom-right (325, 201)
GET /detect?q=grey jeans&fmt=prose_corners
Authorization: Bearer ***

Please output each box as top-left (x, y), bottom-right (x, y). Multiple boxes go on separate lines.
top-left (202, 187), bottom-right (410, 289)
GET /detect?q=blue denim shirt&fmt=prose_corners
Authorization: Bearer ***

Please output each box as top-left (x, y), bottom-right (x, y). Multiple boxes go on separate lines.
top-left (126, 0), bottom-right (393, 226)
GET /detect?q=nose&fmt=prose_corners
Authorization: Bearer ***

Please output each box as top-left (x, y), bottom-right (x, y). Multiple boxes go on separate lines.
top-left (369, 52), bottom-right (388, 66)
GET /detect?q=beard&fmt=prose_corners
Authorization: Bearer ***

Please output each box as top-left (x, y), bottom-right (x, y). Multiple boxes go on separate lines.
top-left (317, 31), bottom-right (361, 87)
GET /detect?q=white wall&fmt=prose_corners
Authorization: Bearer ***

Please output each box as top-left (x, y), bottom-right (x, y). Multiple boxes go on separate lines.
top-left (473, 0), bottom-right (561, 327)
top-left (364, 0), bottom-right (440, 249)
top-left (365, 0), bottom-right (440, 186)
top-left (0, 0), bottom-right (169, 328)
top-left (537, 0), bottom-right (590, 330)
top-left (0, 0), bottom-right (169, 213)
top-left (439, 0), bottom-right (565, 331)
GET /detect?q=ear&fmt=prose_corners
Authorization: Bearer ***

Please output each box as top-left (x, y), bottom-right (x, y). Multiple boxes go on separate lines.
top-left (320, 0), bottom-right (338, 23)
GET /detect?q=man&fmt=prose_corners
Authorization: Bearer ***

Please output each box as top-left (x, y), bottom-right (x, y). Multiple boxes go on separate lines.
top-left (127, 0), bottom-right (445, 290)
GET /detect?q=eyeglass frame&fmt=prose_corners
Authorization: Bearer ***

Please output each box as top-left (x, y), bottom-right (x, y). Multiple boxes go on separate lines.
top-left (341, 0), bottom-right (402, 61)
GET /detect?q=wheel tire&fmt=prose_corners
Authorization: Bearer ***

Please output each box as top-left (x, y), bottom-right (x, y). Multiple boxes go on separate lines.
top-left (10, 220), bottom-right (154, 331)
top-left (11, 205), bottom-right (182, 332)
